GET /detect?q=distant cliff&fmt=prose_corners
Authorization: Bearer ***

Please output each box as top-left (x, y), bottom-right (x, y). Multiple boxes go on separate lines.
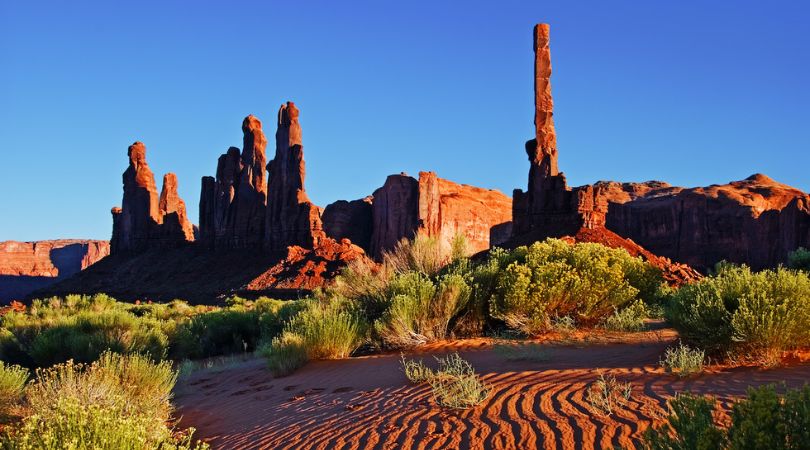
top-left (0, 240), bottom-right (109, 303)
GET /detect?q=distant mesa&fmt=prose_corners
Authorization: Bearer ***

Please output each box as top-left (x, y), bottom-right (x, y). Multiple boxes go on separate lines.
top-left (23, 23), bottom-right (810, 302)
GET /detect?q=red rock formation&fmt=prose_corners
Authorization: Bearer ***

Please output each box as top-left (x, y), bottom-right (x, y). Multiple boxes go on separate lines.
top-left (511, 24), bottom-right (809, 275)
top-left (606, 175), bottom-right (810, 270)
top-left (157, 173), bottom-right (195, 244)
top-left (265, 102), bottom-right (326, 250)
top-left (323, 197), bottom-right (374, 251)
top-left (369, 174), bottom-right (420, 258)
top-left (0, 240), bottom-right (110, 302)
top-left (229, 116), bottom-right (267, 248)
top-left (111, 142), bottom-right (194, 253)
top-left (112, 142), bottom-right (161, 253)
top-left (417, 172), bottom-right (512, 255)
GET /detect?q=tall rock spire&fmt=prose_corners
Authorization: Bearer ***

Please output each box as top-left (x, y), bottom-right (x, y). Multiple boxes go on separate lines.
top-left (528, 23), bottom-right (559, 191)
top-left (265, 102), bottom-right (325, 250)
top-left (158, 173), bottom-right (195, 243)
top-left (229, 115), bottom-right (268, 247)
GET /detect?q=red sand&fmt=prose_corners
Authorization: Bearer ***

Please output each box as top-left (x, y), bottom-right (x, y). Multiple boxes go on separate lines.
top-left (175, 331), bottom-right (810, 449)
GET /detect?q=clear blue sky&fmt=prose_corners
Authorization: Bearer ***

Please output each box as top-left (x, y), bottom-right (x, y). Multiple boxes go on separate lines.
top-left (1, 1), bottom-right (808, 241)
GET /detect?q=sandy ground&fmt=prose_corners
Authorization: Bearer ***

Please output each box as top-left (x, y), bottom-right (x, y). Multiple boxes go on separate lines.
top-left (175, 330), bottom-right (810, 450)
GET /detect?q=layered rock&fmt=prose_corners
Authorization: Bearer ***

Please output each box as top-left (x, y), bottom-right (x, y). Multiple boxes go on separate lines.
top-left (230, 116), bottom-right (268, 247)
top-left (0, 240), bottom-right (109, 302)
top-left (335, 172), bottom-right (512, 259)
top-left (322, 197), bottom-right (373, 251)
top-left (111, 142), bottom-right (194, 253)
top-left (265, 102), bottom-right (326, 250)
top-left (606, 175), bottom-right (810, 270)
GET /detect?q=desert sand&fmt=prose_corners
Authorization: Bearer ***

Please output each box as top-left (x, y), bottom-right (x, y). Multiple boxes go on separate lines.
top-left (175, 329), bottom-right (810, 450)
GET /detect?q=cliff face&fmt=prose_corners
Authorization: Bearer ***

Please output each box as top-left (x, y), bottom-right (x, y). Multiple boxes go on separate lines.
top-left (0, 240), bottom-right (109, 302)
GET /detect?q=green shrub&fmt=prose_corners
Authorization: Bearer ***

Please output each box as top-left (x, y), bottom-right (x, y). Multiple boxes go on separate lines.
top-left (603, 299), bottom-right (648, 332)
top-left (788, 247), bottom-right (810, 272)
top-left (642, 393), bottom-right (726, 450)
top-left (383, 234), bottom-right (450, 278)
top-left (400, 353), bottom-right (489, 409)
top-left (0, 362), bottom-right (27, 418)
top-left (585, 373), bottom-right (632, 416)
top-left (660, 342), bottom-right (705, 377)
top-left (400, 356), bottom-right (434, 383)
top-left (489, 239), bottom-right (664, 335)
top-left (643, 385), bottom-right (810, 450)
top-left (259, 333), bottom-right (309, 377)
top-left (667, 265), bottom-right (810, 361)
top-left (374, 272), bottom-right (472, 348)
top-left (2, 352), bottom-right (205, 449)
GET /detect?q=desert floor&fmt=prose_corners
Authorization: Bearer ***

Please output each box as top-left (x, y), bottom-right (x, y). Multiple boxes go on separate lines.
top-left (175, 328), bottom-right (810, 450)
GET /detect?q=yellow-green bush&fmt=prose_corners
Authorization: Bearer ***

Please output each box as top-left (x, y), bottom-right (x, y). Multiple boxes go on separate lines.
top-left (0, 362), bottom-right (27, 419)
top-left (1, 352), bottom-right (206, 449)
top-left (488, 240), bottom-right (664, 335)
top-left (667, 265), bottom-right (810, 361)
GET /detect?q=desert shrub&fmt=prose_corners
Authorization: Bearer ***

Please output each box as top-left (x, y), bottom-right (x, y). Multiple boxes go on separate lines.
top-left (0, 362), bottom-right (27, 419)
top-left (489, 239), bottom-right (664, 335)
top-left (384, 234), bottom-right (450, 278)
top-left (585, 373), bottom-right (632, 416)
top-left (284, 299), bottom-right (367, 360)
top-left (660, 342), bottom-right (705, 377)
top-left (400, 356), bottom-right (434, 383)
top-left (259, 333), bottom-right (309, 377)
top-left (667, 265), bottom-right (810, 361)
top-left (603, 299), bottom-right (648, 332)
top-left (643, 385), bottom-right (810, 450)
top-left (178, 309), bottom-right (261, 359)
top-left (374, 272), bottom-right (472, 348)
top-left (401, 353), bottom-right (489, 409)
top-left (642, 393), bottom-right (726, 450)
top-left (788, 247), bottom-right (810, 272)
top-left (2, 352), bottom-right (205, 449)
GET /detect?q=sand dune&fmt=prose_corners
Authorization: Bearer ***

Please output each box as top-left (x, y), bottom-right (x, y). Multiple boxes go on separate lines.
top-left (175, 331), bottom-right (810, 449)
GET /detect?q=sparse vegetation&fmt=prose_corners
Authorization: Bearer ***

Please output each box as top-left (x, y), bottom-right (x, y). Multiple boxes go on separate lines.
top-left (788, 247), bottom-right (810, 272)
top-left (643, 385), bottom-right (810, 450)
top-left (585, 373), bottom-right (632, 416)
top-left (259, 333), bottom-right (309, 377)
top-left (400, 353), bottom-right (490, 409)
top-left (660, 342), bottom-right (705, 377)
top-left (0, 352), bottom-right (206, 449)
top-left (603, 299), bottom-right (648, 332)
top-left (667, 264), bottom-right (810, 363)
top-left (0, 362), bottom-right (27, 419)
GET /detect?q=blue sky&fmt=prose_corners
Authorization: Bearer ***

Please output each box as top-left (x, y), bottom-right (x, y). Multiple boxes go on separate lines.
top-left (1, 1), bottom-right (808, 241)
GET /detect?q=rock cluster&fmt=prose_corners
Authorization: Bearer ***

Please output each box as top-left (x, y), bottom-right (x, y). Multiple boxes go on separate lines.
top-left (111, 142), bottom-right (195, 253)
top-left (322, 172), bottom-right (513, 259)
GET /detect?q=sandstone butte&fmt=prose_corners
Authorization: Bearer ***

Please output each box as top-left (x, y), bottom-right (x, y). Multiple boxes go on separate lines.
top-left (0, 240), bottom-right (109, 302)
top-left (23, 23), bottom-right (810, 303)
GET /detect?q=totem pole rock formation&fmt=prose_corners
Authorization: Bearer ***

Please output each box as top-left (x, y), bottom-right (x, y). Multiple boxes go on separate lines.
top-left (110, 142), bottom-right (194, 253)
top-left (511, 24), bottom-right (809, 274)
top-left (230, 115), bottom-right (268, 248)
top-left (265, 102), bottom-right (326, 250)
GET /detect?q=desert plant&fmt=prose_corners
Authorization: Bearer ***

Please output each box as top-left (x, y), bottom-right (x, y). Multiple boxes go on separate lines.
top-left (259, 333), bottom-right (309, 377)
top-left (400, 356), bottom-right (434, 383)
top-left (489, 239), bottom-right (664, 335)
top-left (2, 352), bottom-right (205, 450)
top-left (603, 299), bottom-right (648, 332)
top-left (383, 234), bottom-right (449, 278)
top-left (427, 353), bottom-right (490, 409)
top-left (642, 385), bottom-right (810, 450)
top-left (642, 393), bottom-right (726, 450)
top-left (667, 265), bottom-right (810, 362)
top-left (788, 247), bottom-right (810, 272)
top-left (285, 299), bottom-right (367, 360)
top-left (374, 272), bottom-right (472, 348)
top-left (660, 342), bottom-right (705, 377)
top-left (0, 362), bottom-right (27, 419)
top-left (585, 372), bottom-right (632, 416)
